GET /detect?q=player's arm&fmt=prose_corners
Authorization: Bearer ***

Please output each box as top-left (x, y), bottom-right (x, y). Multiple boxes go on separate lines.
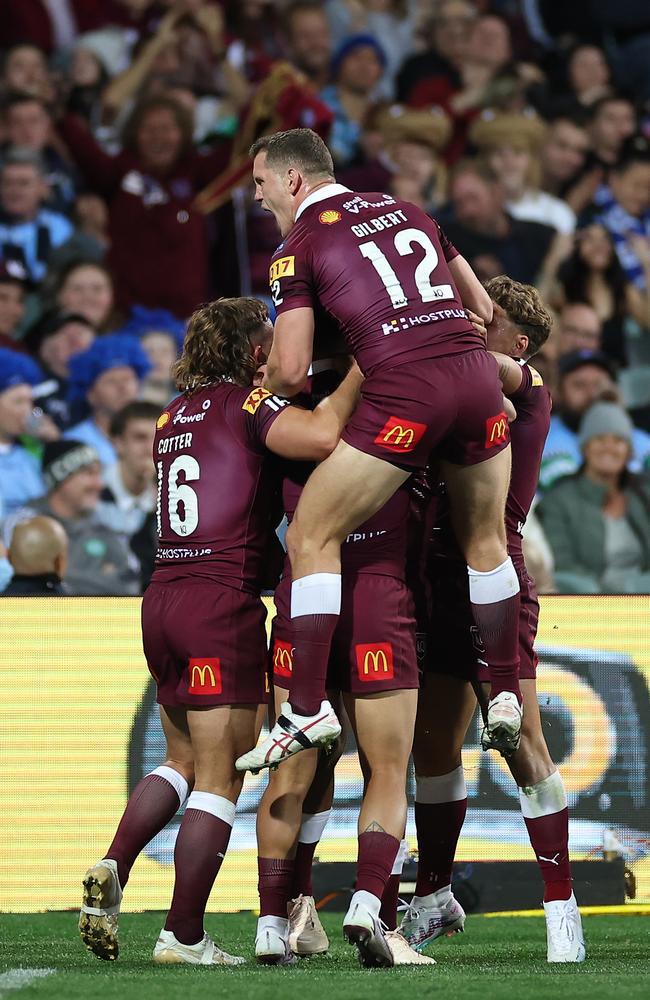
top-left (265, 362), bottom-right (364, 461)
top-left (491, 351), bottom-right (524, 395)
top-left (448, 256), bottom-right (494, 324)
top-left (263, 307), bottom-right (315, 397)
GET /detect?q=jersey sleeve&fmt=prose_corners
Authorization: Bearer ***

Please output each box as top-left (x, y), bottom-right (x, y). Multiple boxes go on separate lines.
top-left (269, 243), bottom-right (315, 314)
top-left (435, 221), bottom-right (459, 263)
top-left (510, 362), bottom-right (543, 400)
top-left (238, 386), bottom-right (293, 450)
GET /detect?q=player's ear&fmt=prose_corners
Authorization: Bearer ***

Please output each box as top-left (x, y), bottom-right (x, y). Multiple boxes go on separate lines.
top-left (286, 167), bottom-right (301, 194)
top-left (517, 332), bottom-right (529, 356)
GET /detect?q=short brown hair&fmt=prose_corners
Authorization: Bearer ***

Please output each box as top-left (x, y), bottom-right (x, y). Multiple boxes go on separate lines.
top-left (250, 128), bottom-right (334, 179)
top-left (122, 96), bottom-right (194, 160)
top-left (110, 401), bottom-right (161, 438)
top-left (485, 275), bottom-right (553, 357)
top-left (173, 297), bottom-right (270, 393)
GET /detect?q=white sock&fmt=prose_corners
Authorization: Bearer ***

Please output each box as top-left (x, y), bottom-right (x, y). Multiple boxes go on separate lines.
top-left (415, 767), bottom-right (467, 804)
top-left (299, 810), bottom-right (331, 844)
top-left (185, 790), bottom-right (236, 826)
top-left (151, 765), bottom-right (190, 806)
top-left (391, 839), bottom-right (409, 876)
top-left (467, 557), bottom-right (519, 604)
top-left (257, 915), bottom-right (288, 936)
top-left (290, 573), bottom-right (341, 617)
top-left (519, 770), bottom-right (567, 819)
top-left (414, 884), bottom-right (453, 906)
top-left (349, 889), bottom-right (381, 916)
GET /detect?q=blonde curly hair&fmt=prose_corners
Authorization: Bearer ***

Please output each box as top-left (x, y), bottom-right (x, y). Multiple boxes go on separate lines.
top-left (485, 275), bottom-right (553, 356)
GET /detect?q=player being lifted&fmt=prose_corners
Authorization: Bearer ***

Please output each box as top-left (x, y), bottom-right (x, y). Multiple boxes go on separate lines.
top-left (78, 297), bottom-right (362, 966)
top-left (238, 128), bottom-right (524, 778)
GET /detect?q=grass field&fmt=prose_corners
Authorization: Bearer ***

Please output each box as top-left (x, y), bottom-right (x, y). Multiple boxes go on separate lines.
top-left (1, 912), bottom-right (648, 1000)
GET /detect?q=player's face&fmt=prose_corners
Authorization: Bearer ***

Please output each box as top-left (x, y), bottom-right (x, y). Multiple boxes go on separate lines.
top-left (486, 302), bottom-right (527, 357)
top-left (252, 153), bottom-right (296, 236)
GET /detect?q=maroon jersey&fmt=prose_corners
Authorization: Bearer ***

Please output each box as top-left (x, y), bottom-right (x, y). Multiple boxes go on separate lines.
top-left (153, 383), bottom-right (289, 592)
top-left (269, 185), bottom-right (484, 375)
top-left (506, 361), bottom-right (551, 549)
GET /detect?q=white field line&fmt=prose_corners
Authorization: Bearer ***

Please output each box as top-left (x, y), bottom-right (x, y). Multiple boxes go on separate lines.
top-left (0, 969), bottom-right (55, 997)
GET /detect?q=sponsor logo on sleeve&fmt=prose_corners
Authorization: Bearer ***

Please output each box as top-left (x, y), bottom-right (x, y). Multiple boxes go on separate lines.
top-left (187, 658), bottom-right (222, 695)
top-left (242, 386), bottom-right (272, 414)
top-left (319, 209), bottom-right (341, 225)
top-left (374, 415), bottom-right (427, 453)
top-left (485, 410), bottom-right (509, 449)
top-left (157, 411), bottom-right (170, 429)
top-left (355, 643), bottom-right (395, 682)
top-left (269, 256), bottom-right (296, 282)
top-left (528, 365), bottom-right (543, 387)
top-left (272, 639), bottom-right (294, 679)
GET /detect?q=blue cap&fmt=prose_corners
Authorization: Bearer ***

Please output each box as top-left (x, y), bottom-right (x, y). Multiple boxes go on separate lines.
top-left (332, 33), bottom-right (387, 77)
top-left (67, 334), bottom-right (152, 402)
top-left (115, 305), bottom-right (186, 350)
top-left (0, 348), bottom-right (44, 394)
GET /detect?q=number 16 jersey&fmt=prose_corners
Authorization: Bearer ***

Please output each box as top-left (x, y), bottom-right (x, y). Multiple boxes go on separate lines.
top-left (269, 184), bottom-right (485, 376)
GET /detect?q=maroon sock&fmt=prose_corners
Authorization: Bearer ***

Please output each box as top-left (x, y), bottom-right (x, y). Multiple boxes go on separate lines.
top-left (379, 873), bottom-right (401, 930)
top-left (356, 832), bottom-right (400, 900)
top-left (291, 840), bottom-right (317, 898)
top-left (524, 808), bottom-right (572, 902)
top-left (106, 772), bottom-right (184, 888)
top-left (414, 799), bottom-right (467, 896)
top-left (258, 857), bottom-right (296, 917)
top-left (164, 807), bottom-right (232, 945)
top-left (470, 593), bottom-right (522, 702)
top-left (289, 613), bottom-right (339, 716)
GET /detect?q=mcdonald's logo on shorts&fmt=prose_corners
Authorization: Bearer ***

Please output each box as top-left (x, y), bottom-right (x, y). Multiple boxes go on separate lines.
top-left (272, 639), bottom-right (294, 679)
top-left (187, 658), bottom-right (222, 695)
top-left (355, 643), bottom-right (395, 682)
top-left (374, 415), bottom-right (427, 454)
top-left (485, 410), bottom-right (509, 449)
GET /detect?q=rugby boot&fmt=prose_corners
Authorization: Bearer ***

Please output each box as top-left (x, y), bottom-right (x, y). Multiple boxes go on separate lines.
top-left (153, 929), bottom-right (245, 965)
top-left (235, 700), bottom-right (341, 773)
top-left (288, 894), bottom-right (329, 955)
top-left (544, 893), bottom-right (586, 963)
top-left (343, 894), bottom-right (394, 968)
top-left (399, 890), bottom-right (466, 951)
top-left (79, 859), bottom-right (123, 961)
top-left (481, 691), bottom-right (523, 754)
top-left (384, 930), bottom-right (437, 965)
top-left (255, 919), bottom-right (298, 965)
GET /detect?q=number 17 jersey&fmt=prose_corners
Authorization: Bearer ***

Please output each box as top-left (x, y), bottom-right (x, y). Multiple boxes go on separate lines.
top-left (269, 184), bottom-right (485, 375)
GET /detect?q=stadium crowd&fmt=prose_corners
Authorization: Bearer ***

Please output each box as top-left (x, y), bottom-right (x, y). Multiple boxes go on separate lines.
top-left (1, 0), bottom-right (650, 598)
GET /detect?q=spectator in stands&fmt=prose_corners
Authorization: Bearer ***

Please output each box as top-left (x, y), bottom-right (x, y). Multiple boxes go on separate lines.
top-left (540, 349), bottom-right (650, 490)
top-left (283, 1), bottom-right (333, 91)
top-left (7, 439), bottom-right (140, 596)
top-left (470, 109), bottom-right (577, 234)
top-left (0, 149), bottom-right (74, 283)
top-left (397, 0), bottom-right (478, 103)
top-left (538, 114), bottom-right (591, 209)
top-left (0, 260), bottom-right (29, 350)
top-left (592, 139), bottom-right (650, 292)
top-left (568, 96), bottom-right (638, 214)
top-left (57, 96), bottom-right (230, 316)
top-left (25, 310), bottom-right (96, 430)
top-left (320, 35), bottom-right (386, 167)
top-left (539, 401), bottom-right (650, 593)
top-left (50, 260), bottom-right (116, 331)
top-left (139, 329), bottom-right (179, 405)
top-left (3, 94), bottom-right (78, 214)
top-left (0, 44), bottom-right (55, 102)
top-left (440, 159), bottom-right (556, 284)
top-left (555, 302), bottom-right (603, 354)
top-left (564, 44), bottom-right (613, 109)
top-left (66, 41), bottom-right (110, 127)
top-left (99, 401), bottom-right (158, 536)
top-left (326, 0), bottom-right (417, 97)
top-left (0, 349), bottom-right (44, 514)
top-left (65, 334), bottom-right (151, 467)
top-left (3, 515), bottom-right (68, 596)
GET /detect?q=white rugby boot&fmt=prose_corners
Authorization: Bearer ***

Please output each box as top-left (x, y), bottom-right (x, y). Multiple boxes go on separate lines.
top-left (343, 891), bottom-right (393, 968)
top-left (235, 701), bottom-right (341, 774)
top-left (153, 929), bottom-right (245, 965)
top-left (384, 929), bottom-right (437, 966)
top-left (481, 691), bottom-right (523, 754)
top-left (79, 858), bottom-right (123, 961)
top-left (255, 917), bottom-right (298, 965)
top-left (399, 889), bottom-right (466, 951)
top-left (544, 893), bottom-right (586, 963)
top-left (288, 895), bottom-right (329, 955)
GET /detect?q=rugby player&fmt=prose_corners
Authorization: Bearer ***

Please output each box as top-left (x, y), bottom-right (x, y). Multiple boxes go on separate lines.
top-left (78, 297), bottom-right (362, 965)
top-left (236, 128), bottom-right (524, 776)
top-left (399, 278), bottom-right (586, 963)
top-left (255, 362), bottom-right (433, 967)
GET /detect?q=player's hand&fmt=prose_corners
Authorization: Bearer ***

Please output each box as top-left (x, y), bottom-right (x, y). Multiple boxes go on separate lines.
top-left (467, 309), bottom-right (487, 340)
top-left (503, 396), bottom-right (517, 423)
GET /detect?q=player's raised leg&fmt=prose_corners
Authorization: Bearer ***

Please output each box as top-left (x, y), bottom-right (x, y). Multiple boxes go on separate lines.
top-left (79, 706), bottom-right (194, 961)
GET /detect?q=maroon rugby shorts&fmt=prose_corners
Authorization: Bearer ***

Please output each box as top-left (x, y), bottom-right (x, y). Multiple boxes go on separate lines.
top-left (341, 349), bottom-right (509, 471)
top-left (421, 551), bottom-right (539, 682)
top-left (271, 572), bottom-right (419, 696)
top-left (142, 577), bottom-right (268, 707)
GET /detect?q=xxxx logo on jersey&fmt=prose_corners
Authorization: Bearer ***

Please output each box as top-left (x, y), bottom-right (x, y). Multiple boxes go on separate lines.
top-left (355, 643), bottom-right (394, 682)
top-left (187, 658), bottom-right (222, 695)
top-left (242, 387), bottom-right (272, 414)
top-left (374, 415), bottom-right (427, 453)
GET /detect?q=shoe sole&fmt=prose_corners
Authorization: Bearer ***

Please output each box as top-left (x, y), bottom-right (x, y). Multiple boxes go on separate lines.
top-left (407, 917), bottom-right (465, 952)
top-left (344, 924), bottom-right (394, 968)
top-left (153, 950), bottom-right (192, 965)
top-left (79, 870), bottom-right (119, 961)
top-left (481, 722), bottom-right (521, 755)
top-left (248, 732), bottom-right (341, 775)
top-left (256, 952), bottom-right (298, 966)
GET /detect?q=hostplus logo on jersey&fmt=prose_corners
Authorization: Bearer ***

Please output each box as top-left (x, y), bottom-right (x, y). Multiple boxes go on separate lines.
top-left (382, 304), bottom-right (464, 336)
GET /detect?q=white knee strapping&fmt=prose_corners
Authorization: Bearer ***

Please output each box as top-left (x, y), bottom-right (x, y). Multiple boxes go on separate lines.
top-left (186, 790), bottom-right (236, 827)
top-left (468, 557), bottom-right (519, 604)
top-left (519, 770), bottom-right (567, 819)
top-left (291, 574), bottom-right (341, 617)
top-left (299, 810), bottom-right (331, 844)
top-left (391, 839), bottom-right (409, 876)
top-left (416, 766), bottom-right (467, 804)
top-left (151, 765), bottom-right (189, 805)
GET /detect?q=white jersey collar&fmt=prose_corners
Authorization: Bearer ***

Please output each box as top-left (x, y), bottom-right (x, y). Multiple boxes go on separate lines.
top-left (295, 183), bottom-right (351, 221)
